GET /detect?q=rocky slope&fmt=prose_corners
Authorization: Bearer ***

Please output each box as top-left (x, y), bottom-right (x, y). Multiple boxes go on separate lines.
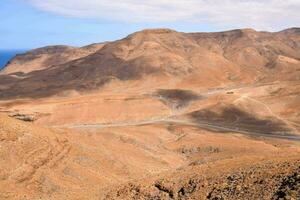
top-left (0, 114), bottom-right (299, 200)
top-left (0, 43), bottom-right (106, 75)
top-left (0, 28), bottom-right (299, 99)
top-left (104, 156), bottom-right (300, 200)
top-left (0, 28), bottom-right (299, 199)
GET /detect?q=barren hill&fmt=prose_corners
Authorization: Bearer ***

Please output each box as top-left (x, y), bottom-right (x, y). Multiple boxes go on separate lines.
top-left (0, 43), bottom-right (106, 75)
top-left (0, 28), bottom-right (299, 99)
top-left (0, 28), bottom-right (300, 199)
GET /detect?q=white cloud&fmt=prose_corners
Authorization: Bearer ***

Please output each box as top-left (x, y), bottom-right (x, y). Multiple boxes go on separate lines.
top-left (26, 0), bottom-right (300, 30)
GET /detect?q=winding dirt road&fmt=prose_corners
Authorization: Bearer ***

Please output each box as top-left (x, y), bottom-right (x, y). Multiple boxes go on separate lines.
top-left (51, 83), bottom-right (300, 141)
top-left (53, 117), bottom-right (300, 141)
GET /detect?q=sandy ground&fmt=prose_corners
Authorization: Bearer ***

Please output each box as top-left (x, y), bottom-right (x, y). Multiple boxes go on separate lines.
top-left (0, 80), bottom-right (299, 199)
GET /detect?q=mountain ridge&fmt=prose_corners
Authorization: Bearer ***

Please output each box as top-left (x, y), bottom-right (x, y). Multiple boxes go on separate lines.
top-left (0, 27), bottom-right (299, 100)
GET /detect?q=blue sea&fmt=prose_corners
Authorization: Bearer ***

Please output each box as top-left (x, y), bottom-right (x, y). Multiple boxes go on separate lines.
top-left (0, 50), bottom-right (27, 70)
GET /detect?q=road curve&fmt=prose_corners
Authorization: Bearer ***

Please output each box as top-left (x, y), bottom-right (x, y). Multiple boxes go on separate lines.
top-left (52, 118), bottom-right (300, 141)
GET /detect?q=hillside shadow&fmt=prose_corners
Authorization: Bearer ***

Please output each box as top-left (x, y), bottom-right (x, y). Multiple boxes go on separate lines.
top-left (154, 89), bottom-right (202, 109)
top-left (188, 106), bottom-right (294, 136)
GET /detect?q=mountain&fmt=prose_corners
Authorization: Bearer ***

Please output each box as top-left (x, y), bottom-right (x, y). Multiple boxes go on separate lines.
top-left (0, 28), bottom-right (299, 99)
top-left (0, 28), bottom-right (300, 199)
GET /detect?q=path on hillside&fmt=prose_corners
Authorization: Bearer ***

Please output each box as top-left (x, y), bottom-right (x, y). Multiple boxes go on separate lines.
top-left (53, 117), bottom-right (300, 141)
top-left (234, 94), bottom-right (299, 133)
top-left (51, 83), bottom-right (300, 141)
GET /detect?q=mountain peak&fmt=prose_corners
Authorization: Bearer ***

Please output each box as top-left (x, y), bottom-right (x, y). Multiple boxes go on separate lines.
top-left (225, 28), bottom-right (258, 35)
top-left (239, 28), bottom-right (257, 32)
top-left (136, 28), bottom-right (177, 34)
top-left (128, 28), bottom-right (178, 38)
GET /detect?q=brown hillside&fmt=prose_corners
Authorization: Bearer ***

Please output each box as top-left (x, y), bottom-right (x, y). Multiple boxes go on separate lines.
top-left (0, 28), bottom-right (299, 199)
top-left (0, 28), bottom-right (299, 99)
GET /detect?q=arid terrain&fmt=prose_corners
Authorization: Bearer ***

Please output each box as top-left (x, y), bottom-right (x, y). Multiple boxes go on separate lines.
top-left (0, 28), bottom-right (299, 200)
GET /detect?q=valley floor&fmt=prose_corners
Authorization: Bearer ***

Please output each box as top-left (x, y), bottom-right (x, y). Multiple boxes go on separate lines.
top-left (0, 82), bottom-right (300, 199)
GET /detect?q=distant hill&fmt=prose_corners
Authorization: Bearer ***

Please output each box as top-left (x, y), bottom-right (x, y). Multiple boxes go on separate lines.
top-left (0, 50), bottom-right (26, 69)
top-left (0, 28), bottom-right (299, 99)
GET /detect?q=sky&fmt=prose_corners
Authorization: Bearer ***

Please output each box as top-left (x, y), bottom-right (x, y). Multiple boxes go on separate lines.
top-left (0, 0), bottom-right (299, 50)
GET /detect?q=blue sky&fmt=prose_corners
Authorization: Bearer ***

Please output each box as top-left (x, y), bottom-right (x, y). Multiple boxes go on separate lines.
top-left (1, 0), bottom-right (299, 50)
